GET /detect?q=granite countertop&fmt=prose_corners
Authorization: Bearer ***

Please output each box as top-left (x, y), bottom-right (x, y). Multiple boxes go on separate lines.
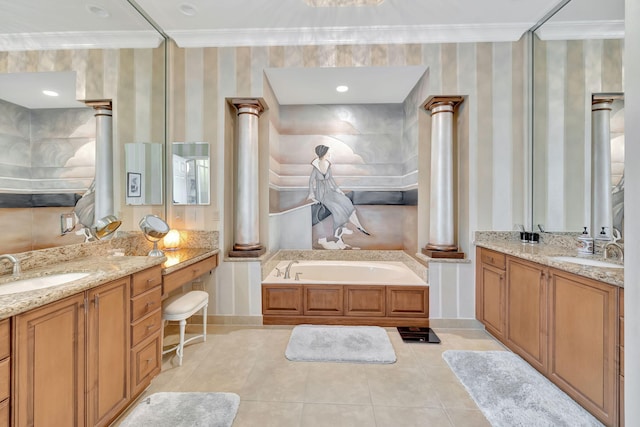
top-left (0, 248), bottom-right (221, 321)
top-left (0, 255), bottom-right (166, 321)
top-left (475, 240), bottom-right (624, 288)
top-left (161, 248), bottom-right (219, 275)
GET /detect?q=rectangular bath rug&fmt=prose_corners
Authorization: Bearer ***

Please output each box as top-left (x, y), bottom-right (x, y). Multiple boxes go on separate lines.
top-left (285, 324), bottom-right (396, 364)
top-left (119, 392), bottom-right (240, 427)
top-left (443, 350), bottom-right (603, 427)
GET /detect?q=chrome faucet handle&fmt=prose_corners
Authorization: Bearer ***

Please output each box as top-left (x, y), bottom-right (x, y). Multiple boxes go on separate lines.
top-left (275, 267), bottom-right (282, 277)
top-left (295, 272), bottom-right (302, 281)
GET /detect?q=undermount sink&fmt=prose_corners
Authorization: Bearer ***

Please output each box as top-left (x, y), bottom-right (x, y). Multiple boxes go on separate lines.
top-left (0, 272), bottom-right (92, 296)
top-left (550, 256), bottom-right (623, 269)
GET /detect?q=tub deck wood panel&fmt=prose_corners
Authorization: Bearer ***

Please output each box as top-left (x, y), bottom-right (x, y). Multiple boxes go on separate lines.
top-left (262, 283), bottom-right (429, 327)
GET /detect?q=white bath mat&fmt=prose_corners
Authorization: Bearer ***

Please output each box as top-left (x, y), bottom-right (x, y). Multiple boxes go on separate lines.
top-left (443, 350), bottom-right (604, 427)
top-left (119, 392), bottom-right (240, 427)
top-left (285, 324), bottom-right (396, 364)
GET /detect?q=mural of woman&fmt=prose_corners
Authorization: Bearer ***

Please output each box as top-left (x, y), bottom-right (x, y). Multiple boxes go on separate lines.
top-left (308, 144), bottom-right (370, 242)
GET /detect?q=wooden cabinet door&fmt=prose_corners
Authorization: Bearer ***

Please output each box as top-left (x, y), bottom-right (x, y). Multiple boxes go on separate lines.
top-left (262, 285), bottom-right (303, 315)
top-left (548, 269), bottom-right (617, 426)
top-left (505, 256), bottom-right (548, 373)
top-left (87, 278), bottom-right (131, 427)
top-left (344, 286), bottom-right (385, 317)
top-left (386, 286), bottom-right (429, 317)
top-left (304, 285), bottom-right (343, 315)
top-left (14, 294), bottom-right (86, 427)
top-left (480, 263), bottom-right (506, 340)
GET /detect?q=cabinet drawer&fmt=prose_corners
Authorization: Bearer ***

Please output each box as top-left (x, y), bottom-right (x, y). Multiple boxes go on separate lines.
top-left (0, 358), bottom-right (8, 402)
top-left (480, 249), bottom-right (506, 270)
top-left (620, 345), bottom-right (624, 377)
top-left (0, 319), bottom-right (9, 360)
top-left (0, 398), bottom-right (7, 427)
top-left (131, 334), bottom-right (161, 397)
top-left (132, 266), bottom-right (162, 297)
top-left (131, 287), bottom-right (162, 322)
top-left (131, 309), bottom-right (162, 347)
top-left (163, 255), bottom-right (218, 295)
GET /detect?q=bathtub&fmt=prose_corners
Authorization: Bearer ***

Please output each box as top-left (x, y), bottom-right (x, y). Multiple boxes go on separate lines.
top-left (262, 260), bottom-right (427, 286)
top-left (262, 260), bottom-right (429, 326)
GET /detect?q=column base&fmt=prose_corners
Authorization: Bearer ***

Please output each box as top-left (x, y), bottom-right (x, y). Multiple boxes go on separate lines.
top-left (422, 244), bottom-right (465, 259)
top-left (229, 243), bottom-right (265, 258)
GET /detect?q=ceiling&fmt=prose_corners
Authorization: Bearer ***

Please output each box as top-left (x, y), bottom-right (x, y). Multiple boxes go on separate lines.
top-left (0, 0), bottom-right (625, 107)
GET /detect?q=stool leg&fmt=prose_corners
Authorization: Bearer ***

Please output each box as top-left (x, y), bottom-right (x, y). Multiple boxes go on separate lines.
top-left (177, 319), bottom-right (186, 366)
top-left (202, 304), bottom-right (208, 342)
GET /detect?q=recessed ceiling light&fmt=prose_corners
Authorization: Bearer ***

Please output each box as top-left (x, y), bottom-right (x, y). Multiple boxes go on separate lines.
top-left (86, 4), bottom-right (110, 18)
top-left (336, 85), bottom-right (349, 93)
top-left (179, 3), bottom-right (198, 16)
top-left (42, 90), bottom-right (59, 97)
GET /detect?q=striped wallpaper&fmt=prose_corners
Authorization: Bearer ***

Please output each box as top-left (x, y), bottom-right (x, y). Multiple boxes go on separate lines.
top-left (168, 39), bottom-right (528, 319)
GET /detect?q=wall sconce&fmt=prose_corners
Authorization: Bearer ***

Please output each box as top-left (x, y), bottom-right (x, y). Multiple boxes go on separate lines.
top-left (163, 229), bottom-right (181, 251)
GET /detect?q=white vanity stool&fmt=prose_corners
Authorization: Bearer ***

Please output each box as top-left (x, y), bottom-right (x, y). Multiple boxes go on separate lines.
top-left (162, 290), bottom-right (209, 366)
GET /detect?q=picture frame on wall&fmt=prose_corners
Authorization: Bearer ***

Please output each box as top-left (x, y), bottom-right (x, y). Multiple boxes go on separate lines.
top-left (127, 172), bottom-right (142, 197)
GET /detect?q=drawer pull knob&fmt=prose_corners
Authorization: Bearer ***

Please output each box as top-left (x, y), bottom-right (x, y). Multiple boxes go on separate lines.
top-left (146, 324), bottom-right (155, 330)
top-left (146, 358), bottom-right (153, 363)
top-left (146, 278), bottom-right (156, 284)
top-left (146, 301), bottom-right (156, 307)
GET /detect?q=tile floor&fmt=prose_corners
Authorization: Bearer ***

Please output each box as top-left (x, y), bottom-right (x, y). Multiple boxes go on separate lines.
top-left (114, 325), bottom-right (507, 427)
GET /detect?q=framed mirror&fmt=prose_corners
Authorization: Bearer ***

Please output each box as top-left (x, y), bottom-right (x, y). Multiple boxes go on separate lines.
top-left (125, 142), bottom-right (164, 205)
top-left (172, 142), bottom-right (210, 205)
top-left (531, 0), bottom-right (624, 238)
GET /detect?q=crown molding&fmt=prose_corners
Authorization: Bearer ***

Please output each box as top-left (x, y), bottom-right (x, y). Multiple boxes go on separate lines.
top-left (0, 31), bottom-right (164, 51)
top-left (168, 23), bottom-right (532, 48)
top-left (536, 20), bottom-right (624, 41)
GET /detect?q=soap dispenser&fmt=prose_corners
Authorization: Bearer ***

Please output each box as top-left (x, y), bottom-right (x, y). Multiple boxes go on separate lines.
top-left (578, 227), bottom-right (594, 254)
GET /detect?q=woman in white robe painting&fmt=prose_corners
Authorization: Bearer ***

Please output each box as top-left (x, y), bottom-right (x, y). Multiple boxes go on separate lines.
top-left (307, 144), bottom-right (370, 246)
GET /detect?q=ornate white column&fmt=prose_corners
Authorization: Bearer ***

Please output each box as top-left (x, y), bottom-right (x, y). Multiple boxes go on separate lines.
top-left (422, 96), bottom-right (465, 259)
top-left (230, 99), bottom-right (265, 257)
top-left (591, 98), bottom-right (613, 240)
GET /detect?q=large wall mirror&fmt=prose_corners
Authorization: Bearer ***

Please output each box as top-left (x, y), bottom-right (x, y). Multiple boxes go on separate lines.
top-left (0, 0), bottom-right (165, 253)
top-left (532, 0), bottom-right (624, 238)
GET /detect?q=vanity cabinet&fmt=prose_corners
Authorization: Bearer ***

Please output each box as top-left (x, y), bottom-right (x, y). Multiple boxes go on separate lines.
top-left (475, 248), bottom-right (506, 340)
top-left (0, 319), bottom-right (10, 427)
top-left (619, 289), bottom-right (624, 427)
top-left (262, 284), bottom-right (428, 326)
top-left (13, 277), bottom-right (130, 427)
top-left (130, 266), bottom-right (162, 397)
top-left (476, 248), bottom-right (623, 426)
top-left (505, 256), bottom-right (548, 373)
top-left (547, 268), bottom-right (618, 426)
top-left (8, 266), bottom-right (186, 427)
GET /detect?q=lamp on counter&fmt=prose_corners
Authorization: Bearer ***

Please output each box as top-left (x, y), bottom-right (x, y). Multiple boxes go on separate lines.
top-left (139, 214), bottom-right (170, 257)
top-left (163, 229), bottom-right (181, 251)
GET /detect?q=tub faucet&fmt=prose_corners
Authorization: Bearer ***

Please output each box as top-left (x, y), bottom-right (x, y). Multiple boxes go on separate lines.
top-left (0, 254), bottom-right (21, 276)
top-left (283, 260), bottom-right (299, 279)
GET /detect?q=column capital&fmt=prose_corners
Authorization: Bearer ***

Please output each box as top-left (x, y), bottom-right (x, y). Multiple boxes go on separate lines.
top-left (85, 99), bottom-right (112, 110)
top-left (423, 96), bottom-right (464, 112)
top-left (230, 98), bottom-right (266, 115)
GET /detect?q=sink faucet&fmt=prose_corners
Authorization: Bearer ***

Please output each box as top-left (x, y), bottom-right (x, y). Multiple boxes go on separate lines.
top-left (604, 242), bottom-right (624, 262)
top-left (283, 260), bottom-right (299, 279)
top-left (0, 254), bottom-right (21, 276)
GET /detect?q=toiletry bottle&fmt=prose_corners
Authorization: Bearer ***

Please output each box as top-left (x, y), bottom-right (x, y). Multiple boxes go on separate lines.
top-left (578, 227), bottom-right (594, 254)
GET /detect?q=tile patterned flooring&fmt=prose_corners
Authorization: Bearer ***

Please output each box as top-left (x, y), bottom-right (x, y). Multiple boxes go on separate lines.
top-left (115, 325), bottom-right (507, 426)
